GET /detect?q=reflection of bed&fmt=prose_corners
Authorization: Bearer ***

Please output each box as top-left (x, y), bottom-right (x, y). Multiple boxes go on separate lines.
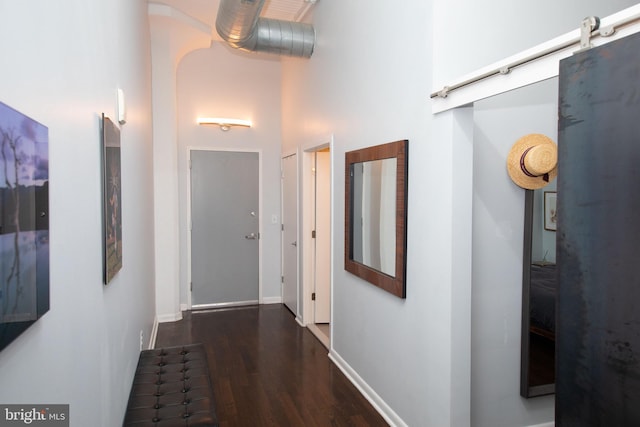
top-left (530, 263), bottom-right (557, 340)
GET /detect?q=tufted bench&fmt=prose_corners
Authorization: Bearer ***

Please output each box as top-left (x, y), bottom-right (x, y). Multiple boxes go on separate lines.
top-left (123, 343), bottom-right (219, 426)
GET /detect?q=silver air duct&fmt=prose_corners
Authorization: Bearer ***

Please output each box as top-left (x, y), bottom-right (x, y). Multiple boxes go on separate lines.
top-left (216, 0), bottom-right (315, 58)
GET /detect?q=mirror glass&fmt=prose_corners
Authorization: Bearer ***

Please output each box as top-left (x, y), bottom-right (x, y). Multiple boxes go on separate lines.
top-left (350, 158), bottom-right (397, 276)
top-left (521, 186), bottom-right (557, 397)
top-left (345, 139), bottom-right (407, 298)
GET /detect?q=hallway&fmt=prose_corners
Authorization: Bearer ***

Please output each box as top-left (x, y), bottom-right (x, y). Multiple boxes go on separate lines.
top-left (155, 304), bottom-right (387, 426)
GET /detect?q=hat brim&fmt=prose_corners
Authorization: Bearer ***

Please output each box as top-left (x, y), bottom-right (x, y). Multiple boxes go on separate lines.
top-left (507, 134), bottom-right (558, 190)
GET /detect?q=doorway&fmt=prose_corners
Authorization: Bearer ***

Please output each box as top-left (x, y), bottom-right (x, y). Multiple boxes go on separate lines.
top-left (304, 144), bottom-right (332, 348)
top-left (313, 149), bottom-right (331, 323)
top-left (281, 153), bottom-right (298, 316)
top-left (189, 149), bottom-right (260, 308)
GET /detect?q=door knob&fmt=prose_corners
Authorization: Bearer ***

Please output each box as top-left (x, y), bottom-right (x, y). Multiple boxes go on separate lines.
top-left (291, 241), bottom-right (297, 247)
top-left (245, 232), bottom-right (258, 240)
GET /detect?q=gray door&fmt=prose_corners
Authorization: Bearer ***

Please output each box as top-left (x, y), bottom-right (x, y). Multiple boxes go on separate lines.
top-left (190, 150), bottom-right (259, 307)
top-left (281, 154), bottom-right (298, 315)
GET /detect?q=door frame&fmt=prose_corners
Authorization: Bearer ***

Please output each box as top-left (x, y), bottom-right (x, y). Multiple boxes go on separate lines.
top-left (186, 147), bottom-right (263, 310)
top-left (300, 136), bottom-right (334, 339)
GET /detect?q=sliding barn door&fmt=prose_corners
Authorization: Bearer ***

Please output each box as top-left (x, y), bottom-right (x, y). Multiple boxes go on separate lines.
top-left (556, 31), bottom-right (640, 426)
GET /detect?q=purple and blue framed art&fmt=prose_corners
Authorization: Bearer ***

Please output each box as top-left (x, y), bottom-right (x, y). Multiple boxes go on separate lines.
top-left (0, 101), bottom-right (49, 351)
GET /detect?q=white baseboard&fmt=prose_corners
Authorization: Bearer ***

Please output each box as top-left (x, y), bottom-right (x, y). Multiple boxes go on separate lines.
top-left (306, 323), bottom-right (329, 349)
top-left (156, 312), bottom-right (183, 323)
top-left (149, 317), bottom-right (159, 349)
top-left (261, 296), bottom-right (283, 304)
top-left (528, 423), bottom-right (554, 427)
top-left (295, 316), bottom-right (305, 327)
top-left (180, 303), bottom-right (188, 312)
top-left (329, 349), bottom-right (407, 427)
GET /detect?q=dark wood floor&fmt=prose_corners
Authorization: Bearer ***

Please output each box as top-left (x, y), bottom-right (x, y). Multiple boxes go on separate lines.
top-left (155, 304), bottom-right (388, 427)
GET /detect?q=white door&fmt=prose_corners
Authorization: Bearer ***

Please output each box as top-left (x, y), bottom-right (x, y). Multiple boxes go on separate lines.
top-left (281, 154), bottom-right (298, 315)
top-left (190, 150), bottom-right (259, 308)
top-left (314, 150), bottom-right (331, 323)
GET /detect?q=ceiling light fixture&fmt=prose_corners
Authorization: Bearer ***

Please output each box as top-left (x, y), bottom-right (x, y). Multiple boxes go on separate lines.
top-left (197, 117), bottom-right (252, 131)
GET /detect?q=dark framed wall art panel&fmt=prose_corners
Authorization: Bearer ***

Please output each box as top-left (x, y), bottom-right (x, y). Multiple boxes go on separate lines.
top-left (101, 115), bottom-right (123, 285)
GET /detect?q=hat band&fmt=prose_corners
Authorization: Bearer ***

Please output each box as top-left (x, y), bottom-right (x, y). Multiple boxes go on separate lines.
top-left (520, 147), bottom-right (549, 183)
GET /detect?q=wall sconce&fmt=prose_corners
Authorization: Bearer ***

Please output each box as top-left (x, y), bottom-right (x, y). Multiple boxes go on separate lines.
top-left (117, 88), bottom-right (126, 125)
top-left (197, 117), bottom-right (252, 131)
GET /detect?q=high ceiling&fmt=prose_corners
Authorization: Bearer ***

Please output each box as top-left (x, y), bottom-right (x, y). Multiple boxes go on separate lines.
top-left (155, 0), bottom-right (315, 31)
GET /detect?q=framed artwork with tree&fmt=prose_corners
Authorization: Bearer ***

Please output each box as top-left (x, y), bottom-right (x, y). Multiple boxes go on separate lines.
top-left (0, 101), bottom-right (49, 351)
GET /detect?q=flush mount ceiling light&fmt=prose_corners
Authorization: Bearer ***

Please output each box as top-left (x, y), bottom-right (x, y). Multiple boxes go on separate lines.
top-left (197, 117), bottom-right (252, 131)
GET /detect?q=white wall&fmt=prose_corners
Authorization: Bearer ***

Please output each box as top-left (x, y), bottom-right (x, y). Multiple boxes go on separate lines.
top-left (176, 43), bottom-right (284, 304)
top-left (436, 1), bottom-right (636, 426)
top-left (0, 1), bottom-right (156, 426)
top-left (282, 0), bottom-right (638, 426)
top-left (148, 6), bottom-right (212, 322)
top-left (432, 0), bottom-right (639, 88)
top-left (0, 0), bottom-right (625, 425)
top-left (282, 2), bottom-right (462, 425)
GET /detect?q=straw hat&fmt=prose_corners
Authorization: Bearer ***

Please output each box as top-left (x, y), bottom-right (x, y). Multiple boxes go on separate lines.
top-left (506, 134), bottom-right (558, 190)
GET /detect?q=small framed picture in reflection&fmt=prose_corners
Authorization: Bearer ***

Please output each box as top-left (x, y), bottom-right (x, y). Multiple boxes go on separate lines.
top-left (544, 191), bottom-right (557, 231)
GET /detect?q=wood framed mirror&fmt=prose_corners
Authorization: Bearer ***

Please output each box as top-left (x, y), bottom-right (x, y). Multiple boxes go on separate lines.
top-left (520, 188), bottom-right (556, 397)
top-left (344, 139), bottom-right (408, 298)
